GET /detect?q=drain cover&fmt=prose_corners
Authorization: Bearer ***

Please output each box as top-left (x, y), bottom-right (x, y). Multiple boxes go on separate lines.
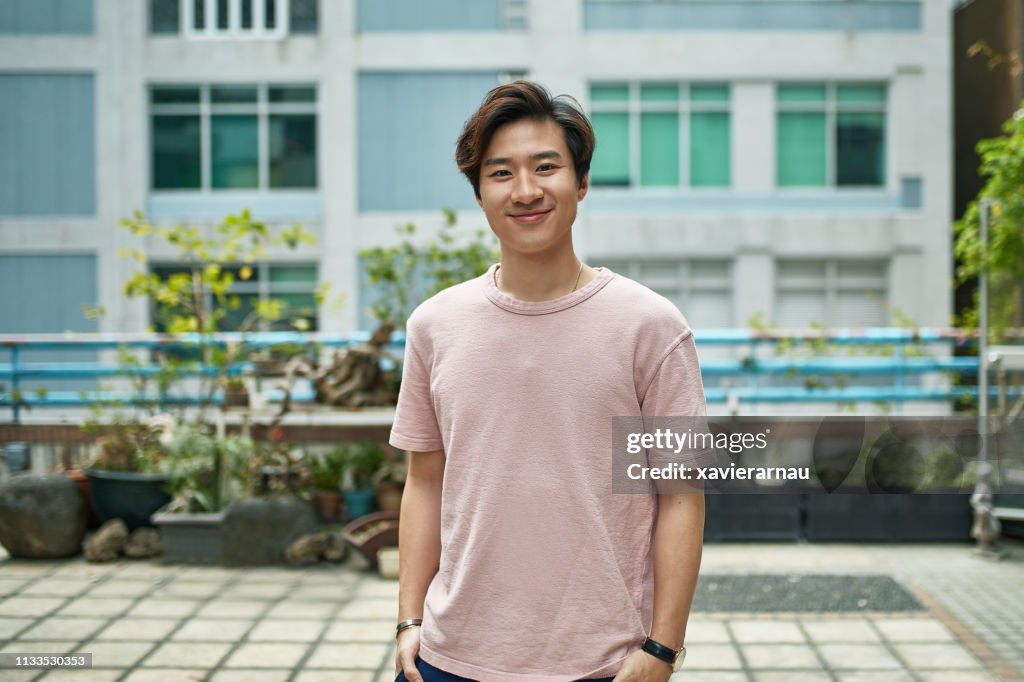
top-left (693, 574), bottom-right (924, 612)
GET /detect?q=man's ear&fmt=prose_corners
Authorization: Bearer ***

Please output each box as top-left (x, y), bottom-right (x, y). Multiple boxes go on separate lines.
top-left (578, 172), bottom-right (590, 202)
top-left (475, 189), bottom-right (483, 207)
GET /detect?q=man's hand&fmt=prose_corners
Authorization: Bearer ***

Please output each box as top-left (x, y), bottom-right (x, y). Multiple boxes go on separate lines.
top-left (612, 649), bottom-right (674, 682)
top-left (394, 627), bottom-right (422, 682)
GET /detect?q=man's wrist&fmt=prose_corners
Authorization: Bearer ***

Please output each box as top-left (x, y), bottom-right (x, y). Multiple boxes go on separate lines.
top-left (396, 618), bottom-right (423, 638)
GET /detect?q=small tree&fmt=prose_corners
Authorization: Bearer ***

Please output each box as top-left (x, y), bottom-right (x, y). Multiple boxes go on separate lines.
top-left (360, 209), bottom-right (498, 330)
top-left (954, 104), bottom-right (1024, 342)
top-left (118, 209), bottom-right (324, 420)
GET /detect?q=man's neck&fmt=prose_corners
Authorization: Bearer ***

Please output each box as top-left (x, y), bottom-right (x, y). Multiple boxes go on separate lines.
top-left (495, 251), bottom-right (595, 302)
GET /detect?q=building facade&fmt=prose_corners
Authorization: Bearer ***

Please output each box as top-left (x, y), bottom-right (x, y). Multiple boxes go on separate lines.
top-left (0, 0), bottom-right (952, 341)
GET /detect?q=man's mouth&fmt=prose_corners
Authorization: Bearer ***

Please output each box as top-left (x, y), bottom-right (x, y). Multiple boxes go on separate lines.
top-left (509, 209), bottom-right (552, 223)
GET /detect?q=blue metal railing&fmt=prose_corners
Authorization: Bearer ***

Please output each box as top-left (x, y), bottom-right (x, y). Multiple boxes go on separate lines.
top-left (0, 328), bottom-right (984, 423)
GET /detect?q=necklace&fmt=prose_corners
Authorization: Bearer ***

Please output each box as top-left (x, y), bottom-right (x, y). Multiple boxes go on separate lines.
top-left (494, 260), bottom-right (585, 295)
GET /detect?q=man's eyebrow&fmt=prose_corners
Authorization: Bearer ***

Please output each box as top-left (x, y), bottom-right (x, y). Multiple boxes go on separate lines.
top-left (482, 150), bottom-right (564, 167)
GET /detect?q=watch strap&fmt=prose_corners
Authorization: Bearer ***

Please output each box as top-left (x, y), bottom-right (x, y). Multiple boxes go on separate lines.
top-left (640, 637), bottom-right (677, 665)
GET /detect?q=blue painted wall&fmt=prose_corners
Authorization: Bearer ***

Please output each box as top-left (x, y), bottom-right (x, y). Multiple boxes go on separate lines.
top-left (0, 74), bottom-right (96, 216)
top-left (0, 0), bottom-right (93, 34)
top-left (357, 72), bottom-right (500, 211)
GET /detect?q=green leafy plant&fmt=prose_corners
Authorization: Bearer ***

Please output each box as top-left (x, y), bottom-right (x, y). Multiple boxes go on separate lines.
top-left (341, 440), bottom-right (388, 491)
top-left (81, 410), bottom-right (171, 474)
top-left (309, 448), bottom-right (347, 491)
top-left (164, 426), bottom-right (259, 513)
top-left (360, 209), bottom-right (498, 329)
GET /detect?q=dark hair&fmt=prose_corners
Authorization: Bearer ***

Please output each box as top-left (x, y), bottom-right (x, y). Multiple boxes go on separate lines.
top-left (455, 80), bottom-right (595, 198)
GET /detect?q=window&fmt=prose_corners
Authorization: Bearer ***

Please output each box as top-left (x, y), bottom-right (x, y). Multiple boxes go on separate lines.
top-left (149, 0), bottom-right (318, 36)
top-left (593, 259), bottom-right (733, 328)
top-left (774, 259), bottom-right (888, 327)
top-left (150, 84), bottom-right (317, 191)
top-left (589, 82), bottom-right (730, 188)
top-left (776, 83), bottom-right (887, 188)
top-left (151, 263), bottom-right (319, 331)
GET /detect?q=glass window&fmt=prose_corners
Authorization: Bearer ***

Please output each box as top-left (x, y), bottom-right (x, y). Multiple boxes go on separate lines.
top-left (150, 83), bottom-right (317, 191)
top-left (150, 0), bottom-right (180, 33)
top-left (776, 82), bottom-right (886, 188)
top-left (589, 81), bottom-right (730, 188)
top-left (289, 0), bottom-right (318, 33)
top-left (775, 259), bottom-right (888, 327)
top-left (152, 115), bottom-right (201, 189)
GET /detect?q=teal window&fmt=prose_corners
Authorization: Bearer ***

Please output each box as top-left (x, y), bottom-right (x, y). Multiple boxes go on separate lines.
top-left (150, 0), bottom-right (318, 37)
top-left (150, 84), bottom-right (317, 191)
top-left (589, 82), bottom-right (730, 188)
top-left (776, 83), bottom-right (886, 188)
top-left (151, 263), bottom-right (319, 331)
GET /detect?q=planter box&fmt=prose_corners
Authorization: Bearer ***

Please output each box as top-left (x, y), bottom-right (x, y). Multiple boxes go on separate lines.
top-left (342, 511), bottom-right (399, 567)
top-left (152, 506), bottom-right (226, 564)
top-left (805, 493), bottom-right (972, 541)
top-left (704, 494), bottom-right (803, 541)
top-left (84, 468), bottom-right (171, 531)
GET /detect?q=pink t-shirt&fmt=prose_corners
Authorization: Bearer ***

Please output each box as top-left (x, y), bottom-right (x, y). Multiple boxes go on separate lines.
top-left (389, 263), bottom-right (709, 682)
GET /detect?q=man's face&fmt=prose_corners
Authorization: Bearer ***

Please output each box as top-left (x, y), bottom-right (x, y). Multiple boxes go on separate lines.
top-left (476, 117), bottom-right (589, 257)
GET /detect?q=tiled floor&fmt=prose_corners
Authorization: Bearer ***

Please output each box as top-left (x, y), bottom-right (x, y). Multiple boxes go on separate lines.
top-left (0, 539), bottom-right (1021, 682)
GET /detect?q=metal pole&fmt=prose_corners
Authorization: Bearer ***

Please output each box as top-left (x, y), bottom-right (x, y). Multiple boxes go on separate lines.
top-left (972, 198), bottom-right (1000, 557)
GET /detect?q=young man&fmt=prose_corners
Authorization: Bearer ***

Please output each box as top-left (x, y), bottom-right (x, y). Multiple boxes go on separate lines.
top-left (389, 81), bottom-right (708, 682)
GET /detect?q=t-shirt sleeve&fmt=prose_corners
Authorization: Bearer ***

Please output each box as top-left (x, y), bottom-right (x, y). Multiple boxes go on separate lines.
top-left (640, 331), bottom-right (716, 469)
top-left (389, 321), bottom-right (444, 453)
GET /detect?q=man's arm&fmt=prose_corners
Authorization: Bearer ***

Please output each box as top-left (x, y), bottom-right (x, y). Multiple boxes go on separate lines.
top-left (614, 487), bottom-right (704, 681)
top-left (395, 448), bottom-right (445, 682)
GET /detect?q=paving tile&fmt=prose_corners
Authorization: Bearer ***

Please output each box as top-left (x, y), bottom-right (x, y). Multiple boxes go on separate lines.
top-left (730, 620), bottom-right (806, 643)
top-left (892, 643), bottom-right (984, 669)
top-left (834, 673), bottom-right (916, 682)
top-left (684, 620), bottom-right (731, 643)
top-left (376, 670), bottom-right (399, 682)
top-left (336, 600), bottom-right (398, 620)
top-left (246, 620), bottom-right (324, 642)
top-left (677, 643), bottom-right (743, 670)
top-left (107, 564), bottom-right (175, 580)
top-left (54, 598), bottom-right (132, 618)
top-left (304, 642), bottom-right (390, 669)
top-left (220, 583), bottom-right (292, 600)
top-left (141, 641), bottom-right (232, 667)
top-left (208, 671), bottom-right (294, 682)
top-left (49, 564), bottom-right (117, 579)
top-left (0, 670), bottom-right (39, 681)
top-left (0, 618), bottom-right (35, 639)
top-left (801, 619), bottom-right (880, 643)
top-left (0, 597), bottom-right (66, 617)
top-left (78, 640), bottom-right (155, 667)
top-left (19, 579), bottom-right (97, 598)
top-left (38, 670), bottom-right (123, 681)
top-left (159, 581), bottom-right (225, 599)
top-left (294, 672), bottom-right (377, 682)
top-left (667, 674), bottom-right (747, 682)
top-left (93, 617), bottom-right (179, 641)
top-left (263, 601), bottom-right (336, 619)
top-left (86, 581), bottom-right (156, 598)
top-left (222, 642), bottom-right (309, 669)
top-left (817, 643), bottom-right (905, 670)
top-left (0, 640), bottom-right (79, 654)
top-left (754, 673), bottom-right (832, 682)
top-left (194, 600), bottom-right (269, 619)
top-left (289, 585), bottom-right (354, 601)
top-left (0, 579), bottom-right (30, 597)
top-left (740, 644), bottom-right (824, 670)
top-left (171, 618), bottom-right (254, 642)
top-left (18, 617), bottom-right (108, 641)
top-left (324, 620), bottom-right (395, 643)
top-left (354, 581), bottom-right (400, 599)
top-left (916, 673), bottom-right (1000, 682)
top-left (235, 569), bottom-right (302, 583)
top-left (873, 618), bottom-right (957, 642)
top-left (0, 563), bottom-right (56, 576)
top-left (124, 599), bottom-right (198, 618)
top-left (121, 669), bottom-right (209, 682)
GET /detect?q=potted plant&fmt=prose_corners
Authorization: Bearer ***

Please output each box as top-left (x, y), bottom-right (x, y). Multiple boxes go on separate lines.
top-left (341, 440), bottom-right (387, 520)
top-left (372, 453), bottom-right (407, 514)
top-left (82, 412), bottom-right (174, 530)
top-left (308, 447), bottom-right (346, 522)
top-left (222, 376), bottom-right (250, 409)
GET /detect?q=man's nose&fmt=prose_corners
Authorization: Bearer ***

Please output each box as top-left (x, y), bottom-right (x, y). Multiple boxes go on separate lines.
top-left (511, 173), bottom-right (543, 204)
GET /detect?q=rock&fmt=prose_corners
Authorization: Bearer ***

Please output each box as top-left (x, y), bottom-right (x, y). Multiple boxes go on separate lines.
top-left (285, 532), bottom-right (328, 565)
top-left (222, 498), bottom-right (319, 566)
top-left (323, 532), bottom-right (348, 563)
top-left (124, 527), bottom-right (163, 559)
top-left (0, 474), bottom-right (87, 558)
top-left (83, 519), bottom-right (128, 562)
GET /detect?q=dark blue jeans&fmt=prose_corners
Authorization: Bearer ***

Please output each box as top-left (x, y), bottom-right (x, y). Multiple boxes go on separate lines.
top-left (396, 656), bottom-right (615, 682)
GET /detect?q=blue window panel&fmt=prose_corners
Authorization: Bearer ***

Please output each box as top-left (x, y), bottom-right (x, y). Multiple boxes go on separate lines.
top-left (900, 177), bottom-right (922, 209)
top-left (358, 72), bottom-right (499, 212)
top-left (0, 0), bottom-right (93, 34)
top-left (357, 0), bottom-right (500, 31)
top-left (0, 255), bottom-right (98, 394)
top-left (0, 74), bottom-right (96, 216)
top-left (583, 1), bottom-right (920, 32)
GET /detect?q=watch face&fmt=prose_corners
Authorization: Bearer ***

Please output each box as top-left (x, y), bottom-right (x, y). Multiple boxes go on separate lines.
top-left (673, 647), bottom-right (686, 672)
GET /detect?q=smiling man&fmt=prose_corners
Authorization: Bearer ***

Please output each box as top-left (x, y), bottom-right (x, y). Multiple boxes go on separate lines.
top-left (389, 81), bottom-right (708, 682)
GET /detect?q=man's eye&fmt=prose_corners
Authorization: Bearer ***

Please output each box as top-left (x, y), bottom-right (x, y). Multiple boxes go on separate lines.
top-left (538, 164), bottom-right (556, 172)
top-left (491, 170), bottom-right (511, 177)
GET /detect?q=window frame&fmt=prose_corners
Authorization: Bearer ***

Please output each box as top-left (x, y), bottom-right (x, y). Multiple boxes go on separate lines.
top-left (149, 83), bottom-right (318, 192)
top-left (775, 81), bottom-right (889, 190)
top-left (588, 81), bottom-right (732, 190)
top-left (774, 258), bottom-right (889, 327)
top-left (182, 0), bottom-right (288, 39)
